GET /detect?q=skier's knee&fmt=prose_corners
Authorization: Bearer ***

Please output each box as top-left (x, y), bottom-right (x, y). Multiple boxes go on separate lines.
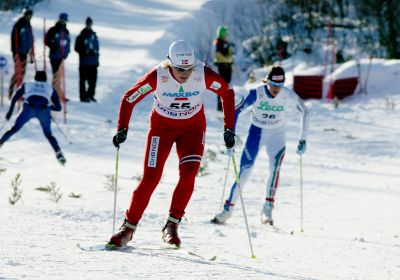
top-left (179, 161), bottom-right (200, 177)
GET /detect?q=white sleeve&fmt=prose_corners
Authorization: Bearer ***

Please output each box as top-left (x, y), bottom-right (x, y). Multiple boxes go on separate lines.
top-left (287, 89), bottom-right (309, 141)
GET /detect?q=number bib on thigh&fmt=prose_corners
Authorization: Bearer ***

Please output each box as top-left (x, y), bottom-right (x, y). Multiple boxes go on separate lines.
top-left (153, 64), bottom-right (205, 119)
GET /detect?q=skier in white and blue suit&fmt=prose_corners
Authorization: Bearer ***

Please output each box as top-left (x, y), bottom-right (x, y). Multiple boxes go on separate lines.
top-left (212, 66), bottom-right (309, 225)
top-left (0, 71), bottom-right (66, 165)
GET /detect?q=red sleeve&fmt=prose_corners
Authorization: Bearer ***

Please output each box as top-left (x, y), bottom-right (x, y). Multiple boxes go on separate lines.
top-left (117, 68), bottom-right (157, 131)
top-left (204, 66), bottom-right (235, 129)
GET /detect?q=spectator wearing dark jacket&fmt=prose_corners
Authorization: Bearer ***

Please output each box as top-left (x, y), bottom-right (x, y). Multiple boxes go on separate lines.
top-left (45, 13), bottom-right (71, 74)
top-left (45, 13), bottom-right (70, 102)
top-left (8, 9), bottom-right (34, 99)
top-left (74, 17), bottom-right (99, 102)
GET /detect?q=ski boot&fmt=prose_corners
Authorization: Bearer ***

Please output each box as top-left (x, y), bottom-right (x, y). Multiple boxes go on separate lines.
top-left (211, 201), bottom-right (233, 224)
top-left (107, 219), bottom-right (137, 249)
top-left (261, 204), bottom-right (273, 225)
top-left (162, 216), bottom-right (181, 247)
top-left (211, 209), bottom-right (233, 224)
top-left (55, 151), bottom-right (66, 165)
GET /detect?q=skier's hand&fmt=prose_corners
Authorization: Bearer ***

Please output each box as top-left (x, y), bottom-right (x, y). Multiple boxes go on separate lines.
top-left (5, 111), bottom-right (12, 121)
top-left (112, 128), bottom-right (127, 148)
top-left (223, 128), bottom-right (235, 149)
top-left (296, 140), bottom-right (306, 155)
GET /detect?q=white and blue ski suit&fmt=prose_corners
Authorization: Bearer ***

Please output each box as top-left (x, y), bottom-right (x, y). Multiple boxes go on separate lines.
top-left (0, 81), bottom-right (62, 152)
top-left (224, 84), bottom-right (309, 211)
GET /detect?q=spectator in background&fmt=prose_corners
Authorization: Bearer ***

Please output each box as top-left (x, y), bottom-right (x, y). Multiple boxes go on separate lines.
top-left (74, 17), bottom-right (100, 102)
top-left (214, 25), bottom-right (234, 111)
top-left (45, 12), bottom-right (70, 101)
top-left (9, 8), bottom-right (35, 99)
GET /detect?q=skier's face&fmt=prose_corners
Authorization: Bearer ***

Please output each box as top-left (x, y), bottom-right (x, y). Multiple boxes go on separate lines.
top-left (171, 66), bottom-right (194, 83)
top-left (268, 80), bottom-right (284, 96)
top-left (269, 85), bottom-right (282, 96)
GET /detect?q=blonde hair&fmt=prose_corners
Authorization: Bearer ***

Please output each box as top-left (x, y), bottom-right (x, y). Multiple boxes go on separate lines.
top-left (160, 59), bottom-right (171, 69)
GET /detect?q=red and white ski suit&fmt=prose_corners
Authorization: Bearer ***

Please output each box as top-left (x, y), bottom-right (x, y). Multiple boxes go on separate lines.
top-left (117, 62), bottom-right (235, 224)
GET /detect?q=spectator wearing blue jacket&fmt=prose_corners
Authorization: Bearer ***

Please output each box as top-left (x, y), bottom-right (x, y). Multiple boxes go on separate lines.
top-left (0, 71), bottom-right (66, 165)
top-left (8, 9), bottom-right (34, 99)
top-left (74, 17), bottom-right (99, 102)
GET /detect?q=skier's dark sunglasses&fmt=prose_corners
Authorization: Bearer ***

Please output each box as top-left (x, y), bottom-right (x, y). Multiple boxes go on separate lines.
top-left (173, 65), bottom-right (195, 72)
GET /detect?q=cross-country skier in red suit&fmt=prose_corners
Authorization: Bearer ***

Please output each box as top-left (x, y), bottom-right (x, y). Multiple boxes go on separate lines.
top-left (107, 40), bottom-right (236, 248)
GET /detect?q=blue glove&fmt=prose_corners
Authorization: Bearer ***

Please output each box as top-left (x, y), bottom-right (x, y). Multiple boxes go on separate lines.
top-left (296, 140), bottom-right (306, 155)
top-left (226, 148), bottom-right (234, 156)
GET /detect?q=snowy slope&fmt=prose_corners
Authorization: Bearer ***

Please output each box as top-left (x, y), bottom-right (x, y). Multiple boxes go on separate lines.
top-left (1, 1), bottom-right (400, 280)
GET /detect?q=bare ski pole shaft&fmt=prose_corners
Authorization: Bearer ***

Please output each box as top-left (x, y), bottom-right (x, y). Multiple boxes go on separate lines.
top-left (232, 154), bottom-right (256, 259)
top-left (300, 155), bottom-right (304, 232)
top-left (219, 156), bottom-right (231, 210)
top-left (112, 148), bottom-right (120, 234)
top-left (51, 116), bottom-right (72, 144)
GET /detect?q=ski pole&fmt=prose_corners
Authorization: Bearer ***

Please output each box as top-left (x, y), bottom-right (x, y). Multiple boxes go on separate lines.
top-left (51, 116), bottom-right (72, 144)
top-left (219, 155), bottom-right (231, 210)
top-left (112, 147), bottom-right (120, 234)
top-left (300, 155), bottom-right (304, 233)
top-left (1, 71), bottom-right (4, 107)
top-left (61, 31), bottom-right (67, 124)
top-left (231, 153), bottom-right (256, 259)
top-left (43, 18), bottom-right (47, 72)
top-left (363, 55), bottom-right (373, 95)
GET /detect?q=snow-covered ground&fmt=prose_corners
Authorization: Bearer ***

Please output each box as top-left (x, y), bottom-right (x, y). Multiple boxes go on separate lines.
top-left (0, 1), bottom-right (399, 279)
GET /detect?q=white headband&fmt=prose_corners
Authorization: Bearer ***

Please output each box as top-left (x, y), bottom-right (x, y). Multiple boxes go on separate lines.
top-left (271, 75), bottom-right (284, 80)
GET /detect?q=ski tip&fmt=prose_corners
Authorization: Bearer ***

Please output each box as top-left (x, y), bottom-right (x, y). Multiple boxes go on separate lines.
top-left (209, 256), bottom-right (217, 261)
top-left (169, 243), bottom-right (181, 249)
top-left (210, 218), bottom-right (223, 224)
top-left (161, 242), bottom-right (180, 250)
top-left (105, 243), bottom-right (119, 250)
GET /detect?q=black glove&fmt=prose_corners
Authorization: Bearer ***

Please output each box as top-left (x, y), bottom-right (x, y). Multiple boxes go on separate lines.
top-left (223, 128), bottom-right (235, 149)
top-left (5, 111), bottom-right (12, 121)
top-left (112, 128), bottom-right (127, 148)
